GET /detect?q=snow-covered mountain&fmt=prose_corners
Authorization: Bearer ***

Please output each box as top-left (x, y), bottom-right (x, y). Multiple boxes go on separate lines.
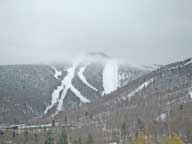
top-left (2, 57), bottom-right (192, 143)
top-left (48, 58), bottom-right (192, 143)
top-left (0, 53), bottom-right (147, 123)
top-left (44, 53), bottom-right (147, 116)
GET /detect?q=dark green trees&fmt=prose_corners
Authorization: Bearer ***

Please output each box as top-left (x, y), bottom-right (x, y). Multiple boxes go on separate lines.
top-left (86, 133), bottom-right (94, 144)
top-left (44, 130), bottom-right (54, 144)
top-left (59, 128), bottom-right (68, 144)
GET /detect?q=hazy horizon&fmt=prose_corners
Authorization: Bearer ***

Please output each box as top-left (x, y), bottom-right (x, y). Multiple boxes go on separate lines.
top-left (0, 0), bottom-right (192, 65)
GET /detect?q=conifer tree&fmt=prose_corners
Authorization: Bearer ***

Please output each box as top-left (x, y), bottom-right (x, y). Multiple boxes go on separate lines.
top-left (58, 128), bottom-right (68, 144)
top-left (121, 121), bottom-right (127, 144)
top-left (78, 136), bottom-right (82, 144)
top-left (86, 133), bottom-right (94, 144)
top-left (44, 130), bottom-right (54, 144)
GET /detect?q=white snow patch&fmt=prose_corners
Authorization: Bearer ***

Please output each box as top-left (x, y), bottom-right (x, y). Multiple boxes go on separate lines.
top-left (103, 60), bottom-right (119, 95)
top-left (19, 123), bottom-right (52, 129)
top-left (78, 65), bottom-right (98, 91)
top-left (70, 85), bottom-right (90, 103)
top-left (118, 72), bottom-right (132, 87)
top-left (26, 104), bottom-right (34, 113)
top-left (168, 59), bottom-right (192, 71)
top-left (45, 60), bottom-right (90, 115)
top-left (184, 58), bottom-right (192, 66)
top-left (189, 90), bottom-right (192, 99)
top-left (156, 113), bottom-right (167, 122)
top-left (118, 73), bottom-right (126, 85)
top-left (51, 66), bottom-right (62, 79)
top-left (44, 79), bottom-right (65, 115)
top-left (128, 78), bottom-right (154, 98)
top-left (57, 63), bottom-right (90, 112)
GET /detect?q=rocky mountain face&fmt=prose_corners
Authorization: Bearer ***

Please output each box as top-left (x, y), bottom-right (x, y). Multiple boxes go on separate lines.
top-left (0, 54), bottom-right (146, 123)
top-left (51, 58), bottom-right (192, 143)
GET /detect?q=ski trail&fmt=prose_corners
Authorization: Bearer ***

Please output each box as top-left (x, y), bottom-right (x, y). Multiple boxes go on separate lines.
top-left (70, 85), bottom-right (90, 103)
top-left (44, 66), bottom-right (64, 114)
top-left (44, 74), bottom-right (65, 115)
top-left (45, 62), bottom-right (90, 115)
top-left (51, 66), bottom-right (62, 79)
top-left (127, 78), bottom-right (154, 98)
top-left (184, 58), bottom-right (192, 66)
top-left (78, 65), bottom-right (98, 91)
top-left (56, 65), bottom-right (77, 112)
top-left (103, 60), bottom-right (119, 95)
top-left (56, 84), bottom-right (69, 112)
top-left (56, 62), bottom-right (90, 112)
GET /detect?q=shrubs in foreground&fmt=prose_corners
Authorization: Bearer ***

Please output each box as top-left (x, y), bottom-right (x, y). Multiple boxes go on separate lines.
top-left (0, 128), bottom-right (188, 144)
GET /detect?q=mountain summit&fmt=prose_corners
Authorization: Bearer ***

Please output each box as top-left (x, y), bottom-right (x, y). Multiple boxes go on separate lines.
top-left (86, 52), bottom-right (110, 59)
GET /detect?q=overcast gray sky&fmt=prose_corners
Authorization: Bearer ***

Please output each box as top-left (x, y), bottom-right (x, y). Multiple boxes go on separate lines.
top-left (0, 0), bottom-right (192, 65)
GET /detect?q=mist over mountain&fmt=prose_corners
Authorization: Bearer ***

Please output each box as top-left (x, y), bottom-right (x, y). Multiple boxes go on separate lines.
top-left (0, 53), bottom-right (147, 123)
top-left (0, 0), bottom-right (192, 143)
top-left (0, 55), bottom-right (192, 143)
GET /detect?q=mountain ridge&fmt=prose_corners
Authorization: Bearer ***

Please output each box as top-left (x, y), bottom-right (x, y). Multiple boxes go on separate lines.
top-left (42, 57), bottom-right (192, 143)
top-left (0, 54), bottom-right (147, 123)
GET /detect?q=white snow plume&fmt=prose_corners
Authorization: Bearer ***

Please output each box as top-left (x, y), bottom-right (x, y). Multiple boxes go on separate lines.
top-left (78, 65), bottom-right (98, 91)
top-left (127, 78), bottom-right (154, 98)
top-left (103, 60), bottom-right (119, 95)
top-left (51, 66), bottom-right (62, 79)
